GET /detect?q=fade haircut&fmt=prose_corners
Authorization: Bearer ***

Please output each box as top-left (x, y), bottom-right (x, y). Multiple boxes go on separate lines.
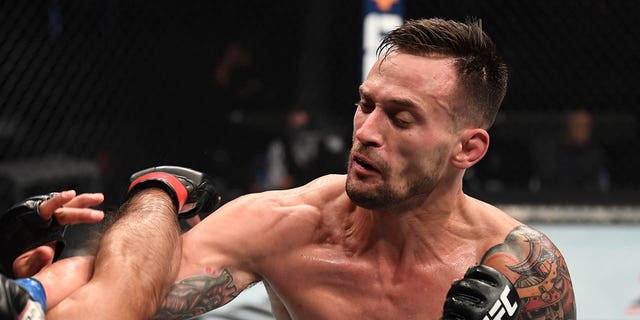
top-left (378, 18), bottom-right (508, 130)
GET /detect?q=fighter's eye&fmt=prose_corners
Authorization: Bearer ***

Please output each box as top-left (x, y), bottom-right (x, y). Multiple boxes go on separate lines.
top-left (392, 118), bottom-right (410, 128)
top-left (355, 101), bottom-right (374, 113)
top-left (391, 112), bottom-right (413, 128)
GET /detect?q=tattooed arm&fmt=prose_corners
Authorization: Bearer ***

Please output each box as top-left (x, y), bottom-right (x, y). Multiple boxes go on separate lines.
top-left (150, 191), bottom-right (291, 319)
top-left (150, 175), bottom-right (340, 319)
top-left (152, 268), bottom-right (246, 320)
top-left (481, 225), bottom-right (576, 320)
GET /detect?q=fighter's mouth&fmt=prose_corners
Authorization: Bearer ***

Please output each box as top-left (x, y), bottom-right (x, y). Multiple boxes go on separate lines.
top-left (353, 155), bottom-right (380, 173)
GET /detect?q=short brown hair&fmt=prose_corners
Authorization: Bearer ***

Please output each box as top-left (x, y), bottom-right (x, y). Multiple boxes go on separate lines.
top-left (378, 18), bottom-right (508, 129)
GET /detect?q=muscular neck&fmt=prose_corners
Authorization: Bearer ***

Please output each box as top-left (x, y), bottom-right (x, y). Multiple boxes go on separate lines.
top-left (342, 175), bottom-right (481, 266)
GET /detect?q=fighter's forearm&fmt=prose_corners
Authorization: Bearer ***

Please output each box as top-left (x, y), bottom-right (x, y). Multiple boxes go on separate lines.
top-left (47, 189), bottom-right (182, 319)
top-left (46, 166), bottom-right (220, 319)
top-left (93, 189), bottom-right (182, 317)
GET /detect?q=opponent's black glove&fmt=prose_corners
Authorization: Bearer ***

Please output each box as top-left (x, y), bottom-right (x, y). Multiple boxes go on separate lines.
top-left (442, 265), bottom-right (520, 320)
top-left (128, 166), bottom-right (221, 219)
top-left (0, 274), bottom-right (46, 320)
top-left (0, 193), bottom-right (67, 278)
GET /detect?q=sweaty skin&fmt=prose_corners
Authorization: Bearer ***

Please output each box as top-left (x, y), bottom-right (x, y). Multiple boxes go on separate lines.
top-left (43, 50), bottom-right (574, 319)
top-left (150, 52), bottom-right (575, 320)
top-left (154, 175), bottom-right (572, 320)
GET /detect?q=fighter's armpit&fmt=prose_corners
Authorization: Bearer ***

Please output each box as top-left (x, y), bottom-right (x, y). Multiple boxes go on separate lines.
top-left (480, 225), bottom-right (576, 320)
top-left (152, 268), bottom-right (241, 320)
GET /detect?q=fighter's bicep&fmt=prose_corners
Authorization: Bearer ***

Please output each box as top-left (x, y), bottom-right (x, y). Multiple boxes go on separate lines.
top-left (180, 191), bottom-right (318, 265)
top-left (158, 232), bottom-right (259, 318)
top-left (174, 197), bottom-right (267, 283)
top-left (480, 225), bottom-right (576, 319)
top-left (157, 191), bottom-right (317, 319)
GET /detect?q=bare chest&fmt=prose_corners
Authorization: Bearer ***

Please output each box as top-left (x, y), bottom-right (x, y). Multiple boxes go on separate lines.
top-left (262, 245), bottom-right (482, 320)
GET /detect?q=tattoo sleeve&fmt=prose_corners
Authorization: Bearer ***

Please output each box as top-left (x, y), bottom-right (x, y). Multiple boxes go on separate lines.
top-left (481, 225), bottom-right (576, 320)
top-left (152, 268), bottom-right (239, 320)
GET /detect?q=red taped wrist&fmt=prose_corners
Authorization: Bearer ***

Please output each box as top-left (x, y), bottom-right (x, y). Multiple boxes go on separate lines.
top-left (128, 172), bottom-right (188, 212)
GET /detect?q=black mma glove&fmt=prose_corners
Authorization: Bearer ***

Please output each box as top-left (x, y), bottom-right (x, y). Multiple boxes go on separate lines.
top-left (0, 193), bottom-right (67, 278)
top-left (0, 274), bottom-right (46, 320)
top-left (128, 166), bottom-right (221, 219)
top-left (442, 265), bottom-right (520, 320)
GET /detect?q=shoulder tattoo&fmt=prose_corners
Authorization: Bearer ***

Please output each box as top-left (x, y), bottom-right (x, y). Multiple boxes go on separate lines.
top-left (152, 268), bottom-right (239, 320)
top-left (481, 225), bottom-right (577, 319)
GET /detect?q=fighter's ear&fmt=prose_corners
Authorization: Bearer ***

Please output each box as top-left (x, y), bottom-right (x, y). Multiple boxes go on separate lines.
top-left (451, 128), bottom-right (489, 169)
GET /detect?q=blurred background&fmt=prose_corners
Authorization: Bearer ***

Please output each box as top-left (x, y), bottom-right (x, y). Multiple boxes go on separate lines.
top-left (1, 1), bottom-right (639, 319)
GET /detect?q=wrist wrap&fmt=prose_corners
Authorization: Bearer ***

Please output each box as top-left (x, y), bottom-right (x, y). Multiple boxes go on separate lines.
top-left (128, 166), bottom-right (221, 219)
top-left (14, 278), bottom-right (46, 313)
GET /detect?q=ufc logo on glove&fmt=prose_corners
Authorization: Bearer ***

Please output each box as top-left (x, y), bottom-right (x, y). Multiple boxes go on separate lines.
top-left (484, 286), bottom-right (518, 320)
top-left (442, 265), bottom-right (521, 320)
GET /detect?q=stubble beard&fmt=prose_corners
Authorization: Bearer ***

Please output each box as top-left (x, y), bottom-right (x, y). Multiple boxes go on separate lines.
top-left (346, 171), bottom-right (440, 211)
top-left (346, 176), bottom-right (393, 209)
top-left (345, 146), bottom-right (448, 211)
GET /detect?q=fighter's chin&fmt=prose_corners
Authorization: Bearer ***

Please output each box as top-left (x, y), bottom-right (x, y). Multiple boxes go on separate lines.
top-left (346, 169), bottom-right (373, 192)
top-left (346, 189), bottom-right (376, 209)
top-left (345, 177), bottom-right (386, 209)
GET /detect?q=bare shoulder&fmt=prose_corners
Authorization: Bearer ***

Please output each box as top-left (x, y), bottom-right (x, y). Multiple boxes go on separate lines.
top-left (480, 224), bottom-right (577, 319)
top-left (467, 196), bottom-right (522, 228)
top-left (228, 174), bottom-right (348, 219)
top-left (285, 174), bottom-right (349, 205)
top-left (186, 174), bottom-right (350, 253)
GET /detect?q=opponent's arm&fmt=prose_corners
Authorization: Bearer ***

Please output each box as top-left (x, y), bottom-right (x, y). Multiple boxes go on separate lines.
top-left (47, 166), bottom-right (220, 319)
top-left (45, 188), bottom-right (180, 319)
top-left (480, 225), bottom-right (576, 320)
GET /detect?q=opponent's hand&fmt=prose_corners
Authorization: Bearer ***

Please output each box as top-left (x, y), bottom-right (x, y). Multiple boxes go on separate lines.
top-left (0, 273), bottom-right (45, 320)
top-left (128, 165), bottom-right (221, 219)
top-left (442, 265), bottom-right (520, 320)
top-left (1, 191), bottom-right (104, 278)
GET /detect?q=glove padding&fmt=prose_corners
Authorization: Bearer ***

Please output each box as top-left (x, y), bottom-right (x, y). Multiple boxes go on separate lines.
top-left (0, 274), bottom-right (45, 320)
top-left (442, 265), bottom-right (520, 320)
top-left (0, 193), bottom-right (66, 278)
top-left (128, 166), bottom-right (221, 219)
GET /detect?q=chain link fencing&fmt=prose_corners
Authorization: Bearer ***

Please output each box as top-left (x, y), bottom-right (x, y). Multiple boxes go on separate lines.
top-left (1, 1), bottom-right (639, 215)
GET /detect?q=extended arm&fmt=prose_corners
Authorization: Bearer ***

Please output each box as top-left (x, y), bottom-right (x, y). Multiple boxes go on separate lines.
top-left (150, 193), bottom-right (268, 320)
top-left (47, 166), bottom-right (219, 319)
top-left (47, 189), bottom-right (181, 319)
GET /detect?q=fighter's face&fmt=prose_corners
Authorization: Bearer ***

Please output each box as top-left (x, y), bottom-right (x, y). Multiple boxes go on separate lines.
top-left (346, 52), bottom-right (460, 210)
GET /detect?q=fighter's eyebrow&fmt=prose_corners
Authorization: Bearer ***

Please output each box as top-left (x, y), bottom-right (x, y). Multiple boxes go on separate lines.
top-left (358, 86), bottom-right (418, 110)
top-left (387, 97), bottom-right (419, 110)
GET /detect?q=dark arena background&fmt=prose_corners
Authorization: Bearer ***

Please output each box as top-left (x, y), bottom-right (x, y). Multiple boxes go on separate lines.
top-left (1, 1), bottom-right (639, 318)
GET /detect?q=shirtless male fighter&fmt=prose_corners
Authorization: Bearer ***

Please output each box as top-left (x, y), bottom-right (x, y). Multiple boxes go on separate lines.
top-left (47, 18), bottom-right (576, 320)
